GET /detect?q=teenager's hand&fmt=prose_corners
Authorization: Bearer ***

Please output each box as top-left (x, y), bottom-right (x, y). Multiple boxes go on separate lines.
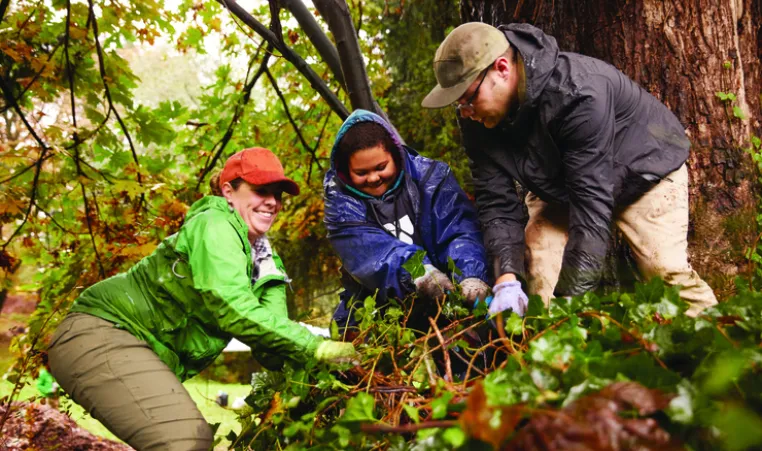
top-left (414, 264), bottom-right (454, 299)
top-left (460, 278), bottom-right (490, 304)
top-left (489, 281), bottom-right (529, 317)
top-left (315, 341), bottom-right (357, 364)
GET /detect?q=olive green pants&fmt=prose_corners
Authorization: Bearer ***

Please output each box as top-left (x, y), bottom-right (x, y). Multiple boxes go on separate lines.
top-left (47, 313), bottom-right (213, 451)
top-left (524, 164), bottom-right (718, 316)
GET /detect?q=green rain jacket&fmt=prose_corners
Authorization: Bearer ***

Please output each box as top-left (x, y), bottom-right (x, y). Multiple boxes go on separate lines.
top-left (71, 196), bottom-right (322, 380)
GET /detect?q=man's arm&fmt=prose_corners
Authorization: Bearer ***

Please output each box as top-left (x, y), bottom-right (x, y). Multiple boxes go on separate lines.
top-left (553, 85), bottom-right (617, 296)
top-left (460, 116), bottom-right (527, 283)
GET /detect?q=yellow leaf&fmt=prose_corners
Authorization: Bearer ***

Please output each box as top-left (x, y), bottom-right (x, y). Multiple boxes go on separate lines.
top-left (0, 199), bottom-right (25, 215)
top-left (119, 242), bottom-right (157, 258)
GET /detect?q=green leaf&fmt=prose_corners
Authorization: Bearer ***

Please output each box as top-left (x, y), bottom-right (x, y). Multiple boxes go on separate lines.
top-left (504, 313), bottom-right (524, 336)
top-left (402, 249), bottom-right (427, 280)
top-left (402, 404), bottom-right (420, 424)
top-left (431, 391), bottom-right (454, 420)
top-left (442, 427), bottom-right (466, 448)
top-left (340, 392), bottom-right (377, 424)
top-left (447, 256), bottom-right (463, 277)
top-left (732, 105), bottom-right (747, 120)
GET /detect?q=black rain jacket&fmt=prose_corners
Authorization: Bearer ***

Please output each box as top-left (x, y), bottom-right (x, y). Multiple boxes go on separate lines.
top-left (462, 23), bottom-right (690, 297)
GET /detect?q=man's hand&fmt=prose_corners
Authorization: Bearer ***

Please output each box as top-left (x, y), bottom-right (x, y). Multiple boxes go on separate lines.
top-left (315, 341), bottom-right (357, 364)
top-left (460, 278), bottom-right (490, 304)
top-left (489, 281), bottom-right (529, 317)
top-left (414, 264), bottom-right (454, 299)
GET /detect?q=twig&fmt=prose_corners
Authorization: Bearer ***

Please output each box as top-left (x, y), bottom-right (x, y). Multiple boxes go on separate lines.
top-left (87, 0), bottom-right (143, 203)
top-left (360, 420), bottom-right (457, 434)
top-left (428, 317), bottom-right (453, 383)
top-left (0, 76), bottom-right (49, 251)
top-left (195, 44), bottom-right (273, 190)
top-left (264, 68), bottom-right (324, 171)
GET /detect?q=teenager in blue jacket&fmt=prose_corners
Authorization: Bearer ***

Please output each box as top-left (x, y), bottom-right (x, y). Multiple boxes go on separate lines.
top-left (324, 110), bottom-right (490, 331)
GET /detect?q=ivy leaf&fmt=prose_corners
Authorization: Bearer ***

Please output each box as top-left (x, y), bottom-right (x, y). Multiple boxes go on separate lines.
top-left (431, 391), bottom-right (454, 420)
top-left (339, 392), bottom-right (377, 429)
top-left (447, 256), bottom-right (463, 277)
top-left (402, 249), bottom-right (427, 280)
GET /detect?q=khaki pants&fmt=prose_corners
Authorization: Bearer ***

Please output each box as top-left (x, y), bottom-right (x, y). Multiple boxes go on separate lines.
top-left (47, 313), bottom-right (213, 451)
top-left (524, 164), bottom-right (717, 316)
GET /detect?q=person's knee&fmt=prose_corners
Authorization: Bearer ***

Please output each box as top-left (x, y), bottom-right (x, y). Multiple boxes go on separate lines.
top-left (135, 418), bottom-right (214, 451)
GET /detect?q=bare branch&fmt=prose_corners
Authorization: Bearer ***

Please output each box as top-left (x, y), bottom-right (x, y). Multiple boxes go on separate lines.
top-left (307, 109), bottom-right (331, 183)
top-left (33, 200), bottom-right (76, 234)
top-left (195, 45), bottom-right (274, 190)
top-left (87, 0), bottom-right (142, 189)
top-left (265, 68), bottom-right (324, 171)
top-left (0, 153), bottom-right (54, 185)
top-left (0, 76), bottom-right (48, 250)
top-left (216, 0), bottom-right (349, 120)
top-left (281, 0), bottom-right (346, 88)
top-left (68, 0), bottom-right (105, 277)
top-left (0, 0), bottom-right (10, 25)
top-left (0, 44), bottom-right (61, 114)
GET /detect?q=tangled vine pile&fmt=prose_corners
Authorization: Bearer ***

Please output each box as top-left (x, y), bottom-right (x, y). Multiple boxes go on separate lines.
top-left (227, 275), bottom-right (762, 450)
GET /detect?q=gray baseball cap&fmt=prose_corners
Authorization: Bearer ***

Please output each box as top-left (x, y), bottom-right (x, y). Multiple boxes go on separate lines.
top-left (421, 22), bottom-right (510, 109)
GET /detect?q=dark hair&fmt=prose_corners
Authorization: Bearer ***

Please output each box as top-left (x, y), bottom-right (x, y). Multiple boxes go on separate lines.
top-left (336, 122), bottom-right (399, 176)
top-left (210, 172), bottom-right (245, 196)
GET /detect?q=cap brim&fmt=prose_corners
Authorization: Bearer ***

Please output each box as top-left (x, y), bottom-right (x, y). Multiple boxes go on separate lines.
top-left (421, 71), bottom-right (482, 109)
top-left (273, 179), bottom-right (300, 196)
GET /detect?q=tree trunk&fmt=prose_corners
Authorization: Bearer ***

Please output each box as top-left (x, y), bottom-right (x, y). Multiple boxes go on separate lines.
top-left (460, 0), bottom-right (762, 297)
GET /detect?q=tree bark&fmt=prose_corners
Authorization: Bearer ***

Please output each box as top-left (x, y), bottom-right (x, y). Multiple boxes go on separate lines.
top-left (460, 0), bottom-right (762, 297)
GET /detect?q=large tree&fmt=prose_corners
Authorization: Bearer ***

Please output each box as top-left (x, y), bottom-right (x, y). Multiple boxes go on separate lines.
top-left (460, 0), bottom-right (762, 296)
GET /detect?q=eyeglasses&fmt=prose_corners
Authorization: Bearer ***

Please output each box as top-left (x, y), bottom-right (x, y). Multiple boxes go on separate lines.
top-left (454, 66), bottom-right (490, 115)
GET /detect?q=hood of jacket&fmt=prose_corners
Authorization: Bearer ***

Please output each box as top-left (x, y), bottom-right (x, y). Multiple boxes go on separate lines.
top-left (498, 23), bottom-right (559, 125)
top-left (329, 109), bottom-right (408, 200)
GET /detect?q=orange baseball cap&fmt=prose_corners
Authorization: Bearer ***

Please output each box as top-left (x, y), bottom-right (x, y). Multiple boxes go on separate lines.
top-left (220, 147), bottom-right (300, 195)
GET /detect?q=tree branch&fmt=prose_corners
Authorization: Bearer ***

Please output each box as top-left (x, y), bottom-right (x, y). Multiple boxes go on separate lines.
top-left (360, 420), bottom-right (457, 434)
top-left (0, 0), bottom-right (11, 25)
top-left (312, 0), bottom-right (376, 112)
top-left (195, 44), bottom-right (274, 190)
top-left (0, 44), bottom-right (61, 114)
top-left (33, 200), bottom-right (75, 234)
top-left (216, 0), bottom-right (349, 120)
top-left (68, 0), bottom-right (105, 277)
top-left (281, 0), bottom-right (346, 88)
top-left (87, 0), bottom-right (142, 189)
top-left (0, 76), bottom-right (48, 251)
top-left (307, 109), bottom-right (331, 183)
top-left (265, 68), bottom-right (324, 171)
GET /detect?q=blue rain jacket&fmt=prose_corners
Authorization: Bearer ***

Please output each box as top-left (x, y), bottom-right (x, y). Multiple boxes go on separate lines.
top-left (324, 110), bottom-right (489, 324)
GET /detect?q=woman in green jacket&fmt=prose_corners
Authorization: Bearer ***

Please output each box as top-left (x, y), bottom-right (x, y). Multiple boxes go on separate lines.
top-left (47, 147), bottom-right (355, 451)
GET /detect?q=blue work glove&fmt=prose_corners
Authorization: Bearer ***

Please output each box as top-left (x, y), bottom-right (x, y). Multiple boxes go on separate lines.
top-left (489, 281), bottom-right (529, 317)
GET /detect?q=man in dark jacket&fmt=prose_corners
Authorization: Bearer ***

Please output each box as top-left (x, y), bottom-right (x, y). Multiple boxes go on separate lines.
top-left (421, 22), bottom-right (717, 317)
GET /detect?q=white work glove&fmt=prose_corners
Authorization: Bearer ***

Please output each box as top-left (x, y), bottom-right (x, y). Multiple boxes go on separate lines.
top-left (489, 281), bottom-right (529, 317)
top-left (414, 264), bottom-right (454, 299)
top-left (460, 278), bottom-right (490, 304)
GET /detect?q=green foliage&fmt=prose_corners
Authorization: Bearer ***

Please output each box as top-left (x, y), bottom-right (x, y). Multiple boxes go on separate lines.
top-left (226, 279), bottom-right (762, 450)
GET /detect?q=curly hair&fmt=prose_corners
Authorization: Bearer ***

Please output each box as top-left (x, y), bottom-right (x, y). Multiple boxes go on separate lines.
top-left (335, 122), bottom-right (399, 176)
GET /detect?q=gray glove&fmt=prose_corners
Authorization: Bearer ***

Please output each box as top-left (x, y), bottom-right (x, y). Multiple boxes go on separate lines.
top-left (460, 278), bottom-right (490, 304)
top-left (414, 264), bottom-right (454, 299)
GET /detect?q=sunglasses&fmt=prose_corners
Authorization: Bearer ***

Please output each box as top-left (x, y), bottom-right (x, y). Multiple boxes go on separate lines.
top-left (454, 66), bottom-right (490, 115)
